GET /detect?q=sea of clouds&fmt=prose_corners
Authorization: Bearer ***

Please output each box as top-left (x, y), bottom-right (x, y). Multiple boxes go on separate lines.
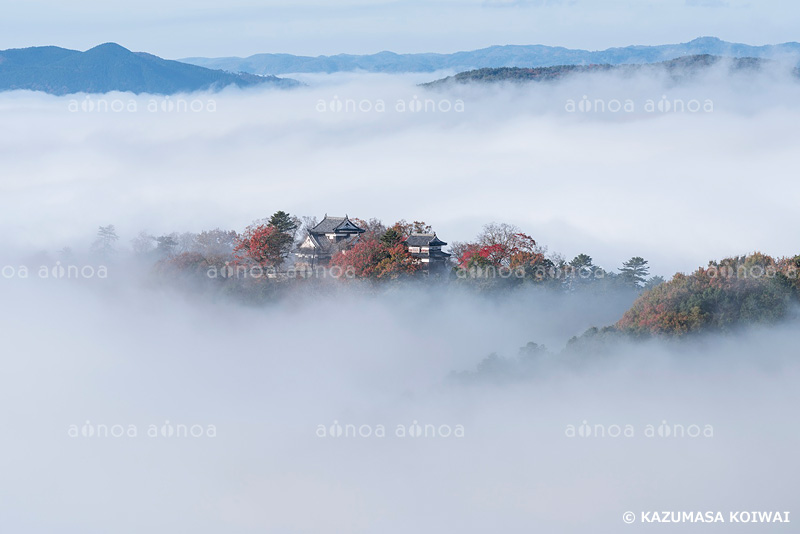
top-left (0, 278), bottom-right (798, 533)
top-left (1, 64), bottom-right (799, 533)
top-left (1, 61), bottom-right (800, 274)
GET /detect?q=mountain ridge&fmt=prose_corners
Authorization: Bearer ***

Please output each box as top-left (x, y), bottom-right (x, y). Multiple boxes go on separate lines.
top-left (180, 37), bottom-right (800, 75)
top-left (421, 54), bottom-right (781, 87)
top-left (0, 43), bottom-right (299, 95)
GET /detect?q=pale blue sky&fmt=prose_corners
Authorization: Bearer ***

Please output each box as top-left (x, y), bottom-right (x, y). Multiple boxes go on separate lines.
top-left (1, 0), bottom-right (798, 57)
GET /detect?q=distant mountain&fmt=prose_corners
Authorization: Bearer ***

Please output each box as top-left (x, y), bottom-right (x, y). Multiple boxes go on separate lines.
top-left (0, 43), bottom-right (299, 95)
top-left (181, 37), bottom-right (800, 75)
top-left (422, 55), bottom-right (776, 87)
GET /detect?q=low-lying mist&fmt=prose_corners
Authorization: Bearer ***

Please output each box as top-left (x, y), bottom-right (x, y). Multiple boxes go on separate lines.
top-left (0, 274), bottom-right (798, 533)
top-left (2, 61), bottom-right (800, 276)
top-left (1, 60), bottom-right (799, 532)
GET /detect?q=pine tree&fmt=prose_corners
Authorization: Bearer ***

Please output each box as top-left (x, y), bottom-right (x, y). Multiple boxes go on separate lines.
top-left (91, 225), bottom-right (119, 257)
top-left (569, 254), bottom-right (594, 269)
top-left (268, 211), bottom-right (298, 234)
top-left (643, 275), bottom-right (665, 291)
top-left (380, 227), bottom-right (403, 247)
top-left (619, 257), bottom-right (650, 288)
top-left (155, 235), bottom-right (178, 258)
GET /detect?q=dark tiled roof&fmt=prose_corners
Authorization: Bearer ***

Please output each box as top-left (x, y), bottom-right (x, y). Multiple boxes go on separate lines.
top-left (410, 249), bottom-right (451, 259)
top-left (428, 249), bottom-right (452, 258)
top-left (297, 233), bottom-right (361, 255)
top-left (298, 233), bottom-right (329, 252)
top-left (404, 233), bottom-right (447, 247)
top-left (310, 215), bottom-right (365, 235)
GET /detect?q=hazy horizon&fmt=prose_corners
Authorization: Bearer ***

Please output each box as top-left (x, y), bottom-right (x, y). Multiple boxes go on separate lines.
top-left (2, 0), bottom-right (800, 58)
top-left (5, 35), bottom-right (800, 59)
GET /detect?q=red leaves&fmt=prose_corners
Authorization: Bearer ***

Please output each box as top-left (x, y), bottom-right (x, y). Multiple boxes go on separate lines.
top-left (329, 239), bottom-right (420, 279)
top-left (616, 252), bottom-right (798, 336)
top-left (233, 224), bottom-right (288, 268)
top-left (459, 244), bottom-right (507, 268)
top-left (458, 233), bottom-right (539, 270)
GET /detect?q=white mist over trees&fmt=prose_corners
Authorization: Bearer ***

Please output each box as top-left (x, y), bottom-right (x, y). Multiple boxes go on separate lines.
top-left (2, 65), bottom-right (800, 275)
top-left (1, 65), bottom-right (800, 533)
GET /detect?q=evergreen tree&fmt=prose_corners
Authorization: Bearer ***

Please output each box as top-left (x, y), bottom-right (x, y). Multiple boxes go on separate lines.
top-left (643, 275), bottom-right (666, 291)
top-left (569, 254), bottom-right (594, 269)
top-left (131, 231), bottom-right (156, 256)
top-left (567, 253), bottom-right (597, 287)
top-left (380, 227), bottom-right (403, 247)
top-left (268, 211), bottom-right (299, 234)
top-left (266, 211), bottom-right (300, 264)
top-left (619, 257), bottom-right (650, 288)
top-left (90, 225), bottom-right (119, 257)
top-left (155, 234), bottom-right (178, 258)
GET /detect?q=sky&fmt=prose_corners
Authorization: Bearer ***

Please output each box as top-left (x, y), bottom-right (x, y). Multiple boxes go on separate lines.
top-left (1, 0), bottom-right (799, 57)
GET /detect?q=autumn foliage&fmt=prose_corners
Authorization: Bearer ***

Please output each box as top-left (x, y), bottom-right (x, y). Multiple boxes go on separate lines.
top-left (154, 251), bottom-right (209, 277)
top-left (458, 232), bottom-right (542, 269)
top-left (617, 253), bottom-right (800, 336)
top-left (233, 224), bottom-right (291, 268)
top-left (329, 238), bottom-right (420, 279)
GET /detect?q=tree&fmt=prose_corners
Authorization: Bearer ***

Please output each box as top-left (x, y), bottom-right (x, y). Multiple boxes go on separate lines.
top-left (90, 225), bottom-right (119, 256)
top-left (155, 252), bottom-right (209, 277)
top-left (568, 253), bottom-right (598, 287)
top-left (393, 219), bottom-right (432, 237)
top-left (380, 227), bottom-right (403, 247)
top-left (352, 218), bottom-right (387, 240)
top-left (155, 234), bottom-right (178, 258)
top-left (175, 232), bottom-right (198, 254)
top-left (268, 211), bottom-right (299, 235)
top-left (268, 211), bottom-right (300, 262)
top-left (643, 275), bottom-right (666, 291)
top-left (510, 250), bottom-right (554, 281)
top-left (329, 238), bottom-right (420, 279)
top-left (234, 212), bottom-right (299, 268)
top-left (195, 229), bottom-right (238, 257)
top-left (371, 243), bottom-right (421, 279)
top-left (458, 243), bottom-right (507, 269)
top-left (617, 253), bottom-right (795, 336)
top-left (233, 224), bottom-right (284, 268)
top-left (448, 241), bottom-right (471, 263)
top-left (131, 231), bottom-right (156, 256)
top-left (478, 223), bottom-right (528, 250)
top-left (458, 230), bottom-right (539, 269)
top-left (570, 254), bottom-right (594, 270)
top-left (476, 223), bottom-right (541, 264)
top-left (619, 257), bottom-right (650, 288)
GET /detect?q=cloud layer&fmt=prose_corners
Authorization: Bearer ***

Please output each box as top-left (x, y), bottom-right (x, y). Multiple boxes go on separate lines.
top-left (2, 66), bottom-right (800, 532)
top-left (1, 276), bottom-right (798, 533)
top-left (2, 66), bottom-right (800, 276)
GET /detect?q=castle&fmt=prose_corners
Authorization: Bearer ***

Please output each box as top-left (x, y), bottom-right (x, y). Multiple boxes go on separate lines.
top-left (295, 214), bottom-right (451, 272)
top-left (296, 215), bottom-right (365, 267)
